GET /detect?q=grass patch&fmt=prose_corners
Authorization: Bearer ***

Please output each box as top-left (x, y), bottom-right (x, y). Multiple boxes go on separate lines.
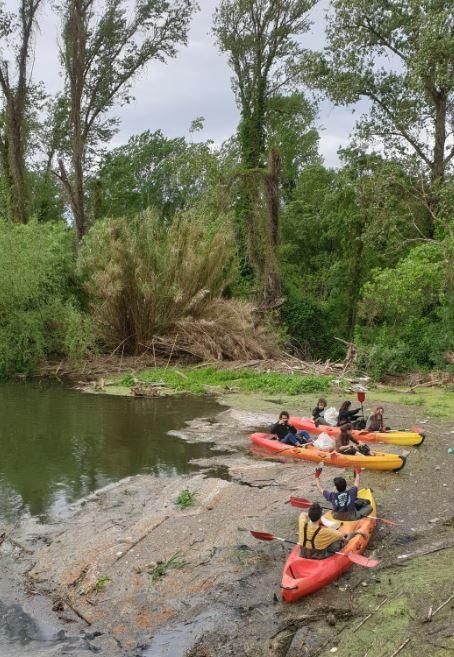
top-left (118, 366), bottom-right (331, 396)
top-left (149, 552), bottom-right (189, 584)
top-left (175, 489), bottom-right (197, 509)
top-left (397, 395), bottom-right (425, 406)
top-left (95, 575), bottom-right (112, 592)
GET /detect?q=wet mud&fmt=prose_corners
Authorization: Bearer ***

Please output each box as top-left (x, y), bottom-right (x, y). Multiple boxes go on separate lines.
top-left (1, 393), bottom-right (453, 657)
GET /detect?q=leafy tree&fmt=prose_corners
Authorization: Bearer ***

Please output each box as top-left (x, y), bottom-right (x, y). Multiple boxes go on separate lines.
top-left (94, 130), bottom-right (219, 220)
top-left (305, 0), bottom-right (454, 234)
top-left (213, 0), bottom-right (317, 306)
top-left (55, 0), bottom-right (198, 241)
top-left (0, 0), bottom-right (43, 224)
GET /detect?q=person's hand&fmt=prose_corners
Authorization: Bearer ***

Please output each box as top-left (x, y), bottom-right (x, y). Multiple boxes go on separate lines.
top-left (315, 467), bottom-right (322, 479)
top-left (355, 467), bottom-right (361, 475)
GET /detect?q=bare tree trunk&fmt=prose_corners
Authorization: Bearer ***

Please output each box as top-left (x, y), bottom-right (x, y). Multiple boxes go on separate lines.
top-left (7, 105), bottom-right (28, 224)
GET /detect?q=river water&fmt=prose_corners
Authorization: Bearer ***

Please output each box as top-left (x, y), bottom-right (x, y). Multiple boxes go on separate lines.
top-left (0, 382), bottom-right (226, 655)
top-left (0, 382), bottom-right (224, 523)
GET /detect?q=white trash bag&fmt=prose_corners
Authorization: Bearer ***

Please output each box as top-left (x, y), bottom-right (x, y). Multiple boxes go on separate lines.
top-left (323, 407), bottom-right (338, 427)
top-left (313, 432), bottom-right (336, 451)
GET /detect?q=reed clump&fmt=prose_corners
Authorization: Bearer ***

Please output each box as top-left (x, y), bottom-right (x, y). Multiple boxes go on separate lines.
top-left (79, 210), bottom-right (278, 360)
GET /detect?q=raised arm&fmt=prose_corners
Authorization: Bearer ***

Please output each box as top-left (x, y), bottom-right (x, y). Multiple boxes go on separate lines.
top-left (354, 467), bottom-right (361, 487)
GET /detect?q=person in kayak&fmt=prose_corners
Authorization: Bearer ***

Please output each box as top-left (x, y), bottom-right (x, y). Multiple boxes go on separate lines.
top-left (366, 406), bottom-right (385, 432)
top-left (311, 397), bottom-right (330, 426)
top-left (337, 400), bottom-right (362, 426)
top-left (335, 423), bottom-right (370, 455)
top-left (298, 503), bottom-right (345, 559)
top-left (270, 411), bottom-right (312, 446)
top-left (314, 467), bottom-right (372, 520)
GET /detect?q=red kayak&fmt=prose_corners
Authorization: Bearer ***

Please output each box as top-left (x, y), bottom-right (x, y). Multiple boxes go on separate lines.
top-left (281, 488), bottom-right (376, 601)
top-left (290, 417), bottom-right (424, 447)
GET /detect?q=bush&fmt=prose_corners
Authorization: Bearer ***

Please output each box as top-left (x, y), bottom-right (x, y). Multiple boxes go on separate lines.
top-left (79, 210), bottom-right (278, 360)
top-left (0, 222), bottom-right (90, 375)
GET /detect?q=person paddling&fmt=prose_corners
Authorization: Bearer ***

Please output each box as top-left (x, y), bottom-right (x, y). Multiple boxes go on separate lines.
top-left (270, 411), bottom-right (312, 446)
top-left (337, 400), bottom-right (361, 426)
top-left (298, 503), bottom-right (345, 559)
top-left (314, 467), bottom-right (372, 521)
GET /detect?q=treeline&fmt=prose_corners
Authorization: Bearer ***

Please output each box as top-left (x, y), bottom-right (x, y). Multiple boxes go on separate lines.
top-left (0, 0), bottom-right (453, 378)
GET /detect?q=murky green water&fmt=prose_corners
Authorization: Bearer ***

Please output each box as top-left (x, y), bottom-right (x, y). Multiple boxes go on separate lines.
top-left (0, 382), bottom-right (224, 523)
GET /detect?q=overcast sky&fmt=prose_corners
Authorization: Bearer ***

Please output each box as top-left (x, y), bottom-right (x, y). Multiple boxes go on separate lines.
top-left (23, 0), bottom-right (364, 167)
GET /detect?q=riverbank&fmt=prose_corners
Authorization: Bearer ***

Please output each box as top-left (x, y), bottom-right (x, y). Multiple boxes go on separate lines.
top-left (2, 382), bottom-right (453, 657)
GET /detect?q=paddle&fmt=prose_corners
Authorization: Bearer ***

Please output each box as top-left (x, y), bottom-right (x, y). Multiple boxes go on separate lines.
top-left (357, 390), bottom-right (366, 419)
top-left (249, 530), bottom-right (379, 567)
top-left (289, 496), bottom-right (399, 526)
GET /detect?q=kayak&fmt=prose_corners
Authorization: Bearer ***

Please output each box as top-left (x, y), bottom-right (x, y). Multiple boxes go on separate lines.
top-left (250, 433), bottom-right (407, 472)
top-left (290, 416), bottom-right (425, 447)
top-left (281, 488), bottom-right (376, 602)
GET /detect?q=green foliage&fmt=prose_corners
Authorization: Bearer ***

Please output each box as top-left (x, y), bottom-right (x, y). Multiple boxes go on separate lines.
top-left (95, 575), bottom-right (112, 591)
top-left (118, 366), bottom-right (332, 395)
top-left (95, 130), bottom-right (219, 221)
top-left (175, 489), bottom-right (197, 509)
top-left (0, 222), bottom-right (90, 375)
top-left (149, 552), bottom-right (189, 584)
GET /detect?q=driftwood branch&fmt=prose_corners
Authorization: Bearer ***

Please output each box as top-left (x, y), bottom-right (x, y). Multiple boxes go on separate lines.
top-left (353, 596), bottom-right (389, 631)
top-left (387, 638), bottom-right (410, 657)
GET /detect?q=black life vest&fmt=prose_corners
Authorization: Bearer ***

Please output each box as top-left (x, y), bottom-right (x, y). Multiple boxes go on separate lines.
top-left (302, 522), bottom-right (322, 549)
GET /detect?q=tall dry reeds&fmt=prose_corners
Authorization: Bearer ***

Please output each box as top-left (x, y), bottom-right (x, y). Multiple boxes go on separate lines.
top-left (79, 210), bottom-right (278, 360)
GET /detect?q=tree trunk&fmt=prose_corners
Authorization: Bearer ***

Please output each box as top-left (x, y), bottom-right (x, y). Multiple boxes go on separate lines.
top-left (7, 103), bottom-right (27, 224)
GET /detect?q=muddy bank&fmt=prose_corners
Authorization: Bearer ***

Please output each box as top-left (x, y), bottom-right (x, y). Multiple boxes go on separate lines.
top-left (2, 398), bottom-right (454, 657)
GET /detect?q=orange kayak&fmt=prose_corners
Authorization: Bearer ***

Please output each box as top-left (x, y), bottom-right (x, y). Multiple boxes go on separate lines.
top-left (290, 416), bottom-right (425, 447)
top-left (250, 433), bottom-right (406, 472)
top-left (282, 488), bottom-right (376, 602)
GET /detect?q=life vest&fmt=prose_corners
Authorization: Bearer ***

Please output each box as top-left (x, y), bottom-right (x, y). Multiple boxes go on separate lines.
top-left (302, 522), bottom-right (322, 549)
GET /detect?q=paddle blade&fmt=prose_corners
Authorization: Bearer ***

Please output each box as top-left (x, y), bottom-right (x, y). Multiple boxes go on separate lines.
top-left (369, 516), bottom-right (399, 526)
top-left (410, 425), bottom-right (425, 435)
top-left (357, 391), bottom-right (366, 403)
top-left (250, 530), bottom-right (274, 541)
top-left (346, 552), bottom-right (379, 568)
top-left (289, 496), bottom-right (312, 508)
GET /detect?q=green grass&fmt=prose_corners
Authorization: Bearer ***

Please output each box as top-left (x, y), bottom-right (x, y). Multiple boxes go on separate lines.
top-left (175, 488), bottom-right (197, 509)
top-left (95, 575), bottom-right (112, 592)
top-left (149, 552), bottom-right (189, 583)
top-left (117, 366), bottom-right (332, 396)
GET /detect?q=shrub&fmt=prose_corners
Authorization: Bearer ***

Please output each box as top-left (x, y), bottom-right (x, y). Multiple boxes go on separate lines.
top-left (79, 210), bottom-right (278, 360)
top-left (0, 222), bottom-right (90, 375)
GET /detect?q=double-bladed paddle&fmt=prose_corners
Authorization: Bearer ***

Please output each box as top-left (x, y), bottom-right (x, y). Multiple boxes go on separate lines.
top-left (289, 496), bottom-right (399, 526)
top-left (249, 530), bottom-right (379, 567)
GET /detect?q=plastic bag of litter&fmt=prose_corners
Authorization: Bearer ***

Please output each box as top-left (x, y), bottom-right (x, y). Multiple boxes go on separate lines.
top-left (313, 432), bottom-right (336, 451)
top-left (324, 407), bottom-right (338, 426)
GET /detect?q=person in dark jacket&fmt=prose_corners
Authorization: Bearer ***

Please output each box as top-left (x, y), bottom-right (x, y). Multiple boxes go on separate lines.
top-left (311, 398), bottom-right (330, 426)
top-left (337, 400), bottom-right (361, 426)
top-left (314, 467), bottom-right (372, 520)
top-left (270, 411), bottom-right (312, 446)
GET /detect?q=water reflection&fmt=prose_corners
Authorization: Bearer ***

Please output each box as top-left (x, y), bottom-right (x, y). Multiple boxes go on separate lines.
top-left (0, 382), bottom-right (224, 522)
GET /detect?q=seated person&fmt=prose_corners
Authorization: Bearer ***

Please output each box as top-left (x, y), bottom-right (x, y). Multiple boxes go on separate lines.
top-left (311, 397), bottom-right (330, 426)
top-left (270, 411), bottom-right (312, 446)
top-left (335, 423), bottom-right (370, 455)
top-left (366, 406), bottom-right (385, 432)
top-left (337, 400), bottom-right (362, 426)
top-left (315, 467), bottom-right (372, 520)
top-left (298, 503), bottom-right (345, 559)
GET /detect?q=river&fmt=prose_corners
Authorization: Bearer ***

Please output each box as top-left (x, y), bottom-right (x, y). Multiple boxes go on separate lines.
top-left (0, 382), bottom-right (224, 524)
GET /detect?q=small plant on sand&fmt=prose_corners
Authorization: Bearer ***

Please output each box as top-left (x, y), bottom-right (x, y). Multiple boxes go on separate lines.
top-left (176, 488), bottom-right (197, 509)
top-left (95, 575), bottom-right (112, 591)
top-left (149, 552), bottom-right (189, 584)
